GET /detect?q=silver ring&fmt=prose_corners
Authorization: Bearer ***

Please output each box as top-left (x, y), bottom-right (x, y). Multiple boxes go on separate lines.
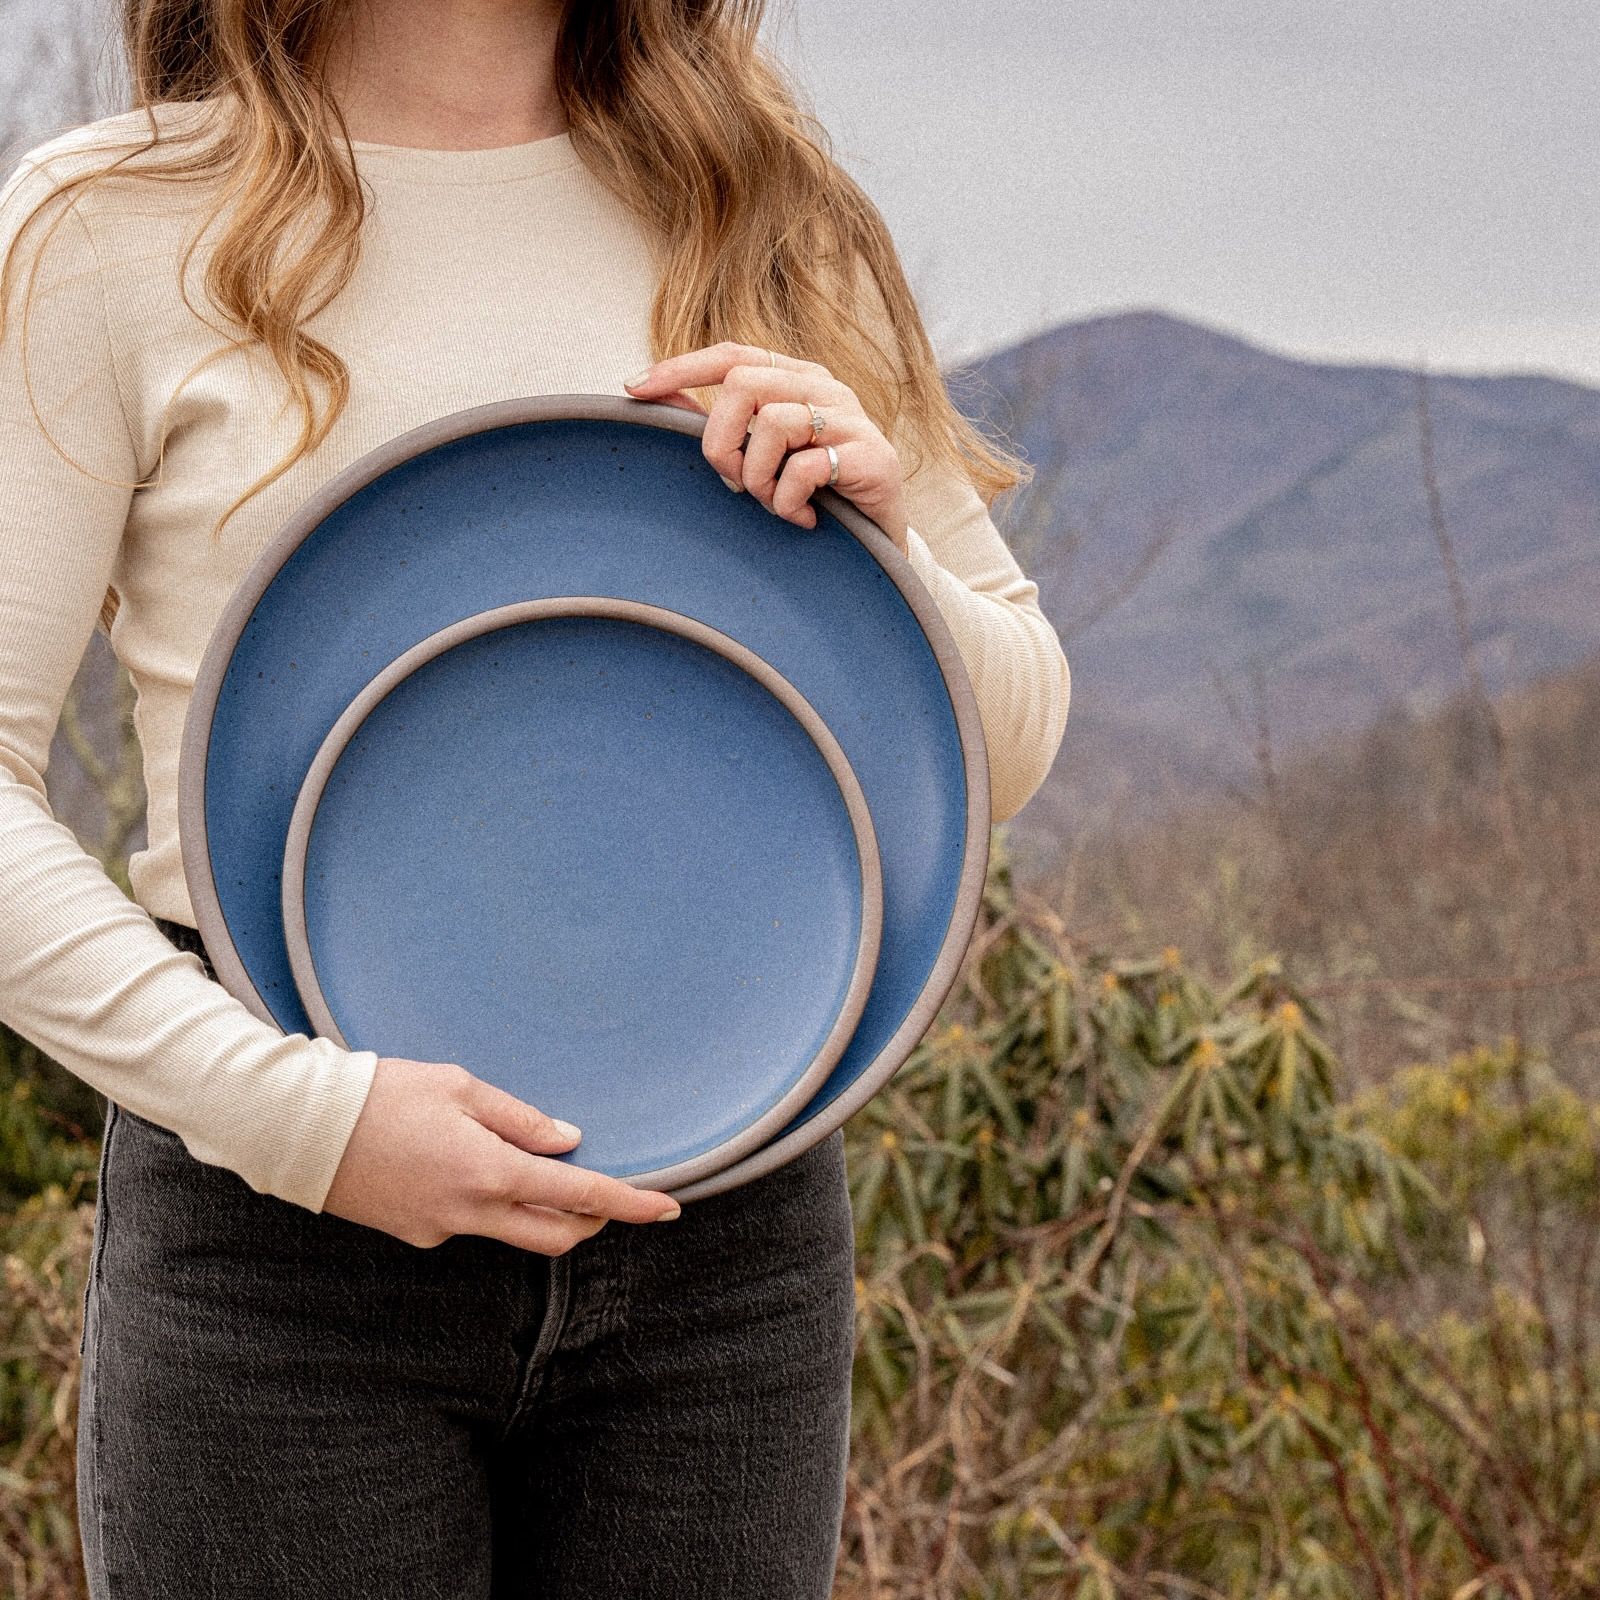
top-left (767, 347), bottom-right (778, 368)
top-left (808, 403), bottom-right (826, 443)
top-left (824, 443), bottom-right (839, 486)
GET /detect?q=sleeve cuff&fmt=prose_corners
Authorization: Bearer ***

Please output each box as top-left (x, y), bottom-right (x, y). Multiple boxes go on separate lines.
top-left (272, 1042), bottom-right (381, 1213)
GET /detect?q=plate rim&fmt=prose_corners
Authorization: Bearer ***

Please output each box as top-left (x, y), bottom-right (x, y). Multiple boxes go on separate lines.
top-left (279, 593), bottom-right (885, 1192)
top-left (178, 392), bottom-right (991, 1198)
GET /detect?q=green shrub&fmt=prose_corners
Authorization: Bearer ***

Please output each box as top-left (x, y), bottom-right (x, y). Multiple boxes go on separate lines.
top-left (839, 849), bottom-right (1600, 1599)
top-left (0, 1027), bottom-right (96, 1600)
top-left (4, 851), bottom-right (1596, 1598)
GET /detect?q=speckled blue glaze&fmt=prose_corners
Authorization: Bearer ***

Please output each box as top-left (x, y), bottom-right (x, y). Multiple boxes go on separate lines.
top-left (202, 415), bottom-right (965, 1146)
top-left (293, 613), bottom-right (871, 1177)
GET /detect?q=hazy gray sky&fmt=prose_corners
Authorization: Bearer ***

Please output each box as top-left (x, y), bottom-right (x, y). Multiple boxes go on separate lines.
top-left (765, 0), bottom-right (1597, 386)
top-left (11, 0), bottom-right (1594, 387)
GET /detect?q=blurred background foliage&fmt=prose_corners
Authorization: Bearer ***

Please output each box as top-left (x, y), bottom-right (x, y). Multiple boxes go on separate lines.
top-left (837, 843), bottom-right (1600, 1599)
top-left (6, 833), bottom-right (1599, 1599)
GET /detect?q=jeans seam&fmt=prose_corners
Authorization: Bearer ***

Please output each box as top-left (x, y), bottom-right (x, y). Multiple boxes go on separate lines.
top-left (80, 1102), bottom-right (115, 1359)
top-left (83, 1100), bottom-right (118, 1598)
top-left (503, 1254), bottom-right (571, 1434)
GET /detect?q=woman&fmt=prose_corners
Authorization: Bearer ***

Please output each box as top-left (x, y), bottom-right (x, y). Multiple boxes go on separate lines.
top-left (0, 1), bottom-right (1070, 1595)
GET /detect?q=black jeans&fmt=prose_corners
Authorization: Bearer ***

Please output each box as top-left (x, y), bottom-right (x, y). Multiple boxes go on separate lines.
top-left (76, 916), bottom-right (857, 1599)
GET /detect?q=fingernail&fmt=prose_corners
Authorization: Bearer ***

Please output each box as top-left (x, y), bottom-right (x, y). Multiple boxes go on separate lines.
top-left (719, 474), bottom-right (743, 493)
top-left (624, 369), bottom-right (652, 389)
top-left (654, 1202), bottom-right (682, 1222)
top-left (552, 1118), bottom-right (581, 1140)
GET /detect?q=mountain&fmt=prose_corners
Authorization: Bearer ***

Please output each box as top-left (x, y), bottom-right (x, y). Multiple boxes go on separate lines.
top-left (43, 310), bottom-right (1600, 877)
top-left (948, 310), bottom-right (1600, 855)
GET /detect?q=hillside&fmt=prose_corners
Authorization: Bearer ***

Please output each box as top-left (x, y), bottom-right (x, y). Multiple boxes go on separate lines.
top-left (1055, 648), bottom-right (1600, 1091)
top-left (951, 310), bottom-right (1600, 860)
top-left (39, 310), bottom-right (1600, 890)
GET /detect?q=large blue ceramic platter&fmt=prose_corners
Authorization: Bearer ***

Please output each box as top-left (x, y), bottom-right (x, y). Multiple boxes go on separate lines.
top-left (179, 394), bottom-right (990, 1201)
top-left (278, 596), bottom-right (883, 1190)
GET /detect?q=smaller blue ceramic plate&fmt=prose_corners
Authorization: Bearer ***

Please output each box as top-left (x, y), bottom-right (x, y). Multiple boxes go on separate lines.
top-left (280, 596), bottom-right (883, 1191)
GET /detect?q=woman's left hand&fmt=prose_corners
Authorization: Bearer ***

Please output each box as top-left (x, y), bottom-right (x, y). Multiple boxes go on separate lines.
top-left (623, 342), bottom-right (910, 556)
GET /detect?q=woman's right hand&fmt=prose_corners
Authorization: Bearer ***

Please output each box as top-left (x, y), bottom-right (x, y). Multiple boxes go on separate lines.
top-left (320, 1055), bottom-right (680, 1253)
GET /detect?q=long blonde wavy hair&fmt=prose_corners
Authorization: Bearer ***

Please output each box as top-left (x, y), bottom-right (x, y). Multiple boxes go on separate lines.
top-left (2, 0), bottom-right (1031, 637)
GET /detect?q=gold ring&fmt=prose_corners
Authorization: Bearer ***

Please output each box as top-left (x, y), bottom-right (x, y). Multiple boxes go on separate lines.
top-left (808, 403), bottom-right (826, 443)
top-left (767, 347), bottom-right (778, 368)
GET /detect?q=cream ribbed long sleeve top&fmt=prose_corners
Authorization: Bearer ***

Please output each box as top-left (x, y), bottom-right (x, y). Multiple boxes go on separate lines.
top-left (0, 101), bottom-right (1070, 1213)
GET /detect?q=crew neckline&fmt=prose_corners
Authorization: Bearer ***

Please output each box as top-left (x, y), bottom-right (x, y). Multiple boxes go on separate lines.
top-left (132, 98), bottom-right (583, 185)
top-left (344, 128), bottom-right (580, 184)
